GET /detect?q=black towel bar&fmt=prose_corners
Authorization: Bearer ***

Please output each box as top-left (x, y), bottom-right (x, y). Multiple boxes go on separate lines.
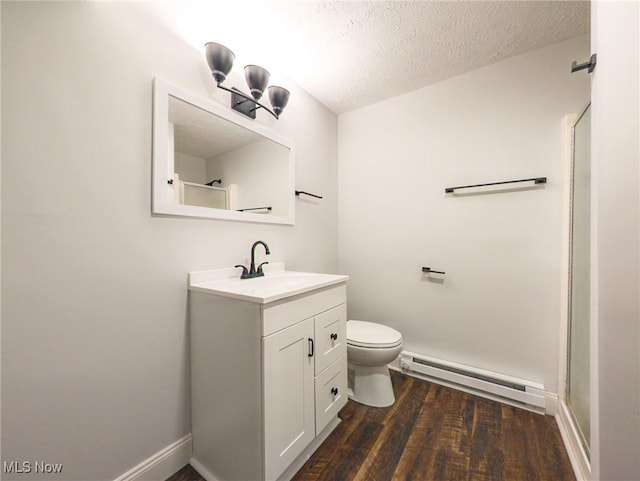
top-left (445, 177), bottom-right (546, 194)
top-left (295, 190), bottom-right (323, 199)
top-left (422, 267), bottom-right (445, 275)
top-left (237, 206), bottom-right (272, 212)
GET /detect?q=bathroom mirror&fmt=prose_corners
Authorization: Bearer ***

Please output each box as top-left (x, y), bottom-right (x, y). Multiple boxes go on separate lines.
top-left (152, 77), bottom-right (295, 224)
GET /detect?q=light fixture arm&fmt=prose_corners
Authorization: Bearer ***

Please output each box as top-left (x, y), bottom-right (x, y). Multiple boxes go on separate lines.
top-left (216, 83), bottom-right (280, 119)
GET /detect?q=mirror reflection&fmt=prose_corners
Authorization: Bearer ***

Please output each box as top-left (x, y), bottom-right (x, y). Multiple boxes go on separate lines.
top-left (152, 77), bottom-right (295, 224)
top-left (169, 95), bottom-right (291, 216)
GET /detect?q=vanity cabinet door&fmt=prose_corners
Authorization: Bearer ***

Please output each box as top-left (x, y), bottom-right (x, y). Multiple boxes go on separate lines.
top-left (314, 304), bottom-right (347, 375)
top-left (263, 318), bottom-right (315, 481)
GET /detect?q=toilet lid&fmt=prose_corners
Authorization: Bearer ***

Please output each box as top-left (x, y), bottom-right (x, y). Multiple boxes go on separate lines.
top-left (347, 320), bottom-right (402, 348)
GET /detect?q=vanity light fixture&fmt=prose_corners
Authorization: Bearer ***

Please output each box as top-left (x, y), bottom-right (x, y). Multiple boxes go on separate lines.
top-left (205, 42), bottom-right (290, 120)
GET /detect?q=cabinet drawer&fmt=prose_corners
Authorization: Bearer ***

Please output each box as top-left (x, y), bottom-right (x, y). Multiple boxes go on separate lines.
top-left (315, 355), bottom-right (348, 434)
top-left (262, 284), bottom-right (346, 336)
top-left (314, 304), bottom-right (347, 375)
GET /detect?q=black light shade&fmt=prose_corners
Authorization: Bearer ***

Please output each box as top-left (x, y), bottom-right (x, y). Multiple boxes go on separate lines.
top-left (205, 41), bottom-right (290, 120)
top-left (205, 42), bottom-right (235, 85)
top-left (244, 65), bottom-right (270, 100)
top-left (268, 86), bottom-right (290, 116)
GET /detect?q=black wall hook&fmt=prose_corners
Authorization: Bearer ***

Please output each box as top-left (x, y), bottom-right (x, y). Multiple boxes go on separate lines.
top-left (571, 54), bottom-right (597, 73)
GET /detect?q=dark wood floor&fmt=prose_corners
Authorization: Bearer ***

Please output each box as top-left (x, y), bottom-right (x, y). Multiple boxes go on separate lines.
top-left (167, 371), bottom-right (576, 481)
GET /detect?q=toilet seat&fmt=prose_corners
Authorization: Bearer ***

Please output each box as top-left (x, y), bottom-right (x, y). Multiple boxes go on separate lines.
top-left (347, 320), bottom-right (402, 349)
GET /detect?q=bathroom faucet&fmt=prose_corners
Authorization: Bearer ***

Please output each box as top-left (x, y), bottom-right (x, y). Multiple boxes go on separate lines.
top-left (249, 240), bottom-right (270, 276)
top-left (235, 240), bottom-right (270, 279)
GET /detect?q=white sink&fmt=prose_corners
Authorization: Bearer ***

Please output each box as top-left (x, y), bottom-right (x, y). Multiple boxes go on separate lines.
top-left (189, 263), bottom-right (348, 304)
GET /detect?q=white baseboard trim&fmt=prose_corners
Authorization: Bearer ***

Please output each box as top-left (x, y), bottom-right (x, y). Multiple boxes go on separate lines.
top-left (556, 402), bottom-right (590, 481)
top-left (545, 392), bottom-right (559, 416)
top-left (189, 457), bottom-right (220, 481)
top-left (114, 434), bottom-right (192, 481)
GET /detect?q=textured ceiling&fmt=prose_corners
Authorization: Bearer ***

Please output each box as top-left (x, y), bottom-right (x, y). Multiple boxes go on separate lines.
top-left (142, 1), bottom-right (590, 114)
top-left (169, 95), bottom-right (262, 158)
top-left (285, 1), bottom-right (590, 113)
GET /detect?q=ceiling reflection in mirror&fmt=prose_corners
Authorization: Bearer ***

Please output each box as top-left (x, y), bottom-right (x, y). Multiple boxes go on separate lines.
top-left (152, 78), bottom-right (295, 224)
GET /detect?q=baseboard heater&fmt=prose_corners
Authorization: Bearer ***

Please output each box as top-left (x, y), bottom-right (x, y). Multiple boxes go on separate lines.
top-left (399, 351), bottom-right (546, 412)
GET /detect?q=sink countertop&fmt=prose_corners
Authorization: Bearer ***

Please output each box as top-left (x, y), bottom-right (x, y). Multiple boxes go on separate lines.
top-left (189, 262), bottom-right (348, 304)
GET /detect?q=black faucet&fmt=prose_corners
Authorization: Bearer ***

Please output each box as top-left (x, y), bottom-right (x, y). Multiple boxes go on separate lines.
top-left (235, 240), bottom-right (270, 279)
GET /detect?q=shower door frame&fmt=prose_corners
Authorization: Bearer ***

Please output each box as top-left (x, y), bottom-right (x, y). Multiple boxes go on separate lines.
top-left (557, 104), bottom-right (591, 481)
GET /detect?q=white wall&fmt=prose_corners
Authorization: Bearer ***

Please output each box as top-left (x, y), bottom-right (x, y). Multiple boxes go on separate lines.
top-left (175, 152), bottom-right (207, 184)
top-left (0, 3), bottom-right (338, 480)
top-left (590, 2), bottom-right (640, 479)
top-left (207, 139), bottom-right (290, 216)
top-left (338, 36), bottom-right (590, 394)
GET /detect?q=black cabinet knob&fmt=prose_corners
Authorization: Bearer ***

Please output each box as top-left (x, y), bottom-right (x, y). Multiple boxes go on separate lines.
top-left (331, 387), bottom-right (339, 396)
top-left (330, 333), bottom-right (338, 341)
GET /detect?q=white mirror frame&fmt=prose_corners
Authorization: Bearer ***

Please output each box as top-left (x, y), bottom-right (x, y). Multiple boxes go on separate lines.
top-left (152, 77), bottom-right (296, 224)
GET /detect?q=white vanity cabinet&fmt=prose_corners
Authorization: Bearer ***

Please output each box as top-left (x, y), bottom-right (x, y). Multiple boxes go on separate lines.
top-left (189, 269), bottom-right (348, 481)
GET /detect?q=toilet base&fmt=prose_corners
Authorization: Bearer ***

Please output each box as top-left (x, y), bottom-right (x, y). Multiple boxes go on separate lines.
top-left (348, 363), bottom-right (395, 408)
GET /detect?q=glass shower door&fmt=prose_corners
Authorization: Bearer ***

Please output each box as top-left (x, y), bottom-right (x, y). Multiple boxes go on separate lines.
top-left (567, 104), bottom-right (591, 456)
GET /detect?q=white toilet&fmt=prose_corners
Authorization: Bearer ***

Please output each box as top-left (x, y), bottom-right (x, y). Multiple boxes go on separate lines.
top-left (346, 320), bottom-right (403, 408)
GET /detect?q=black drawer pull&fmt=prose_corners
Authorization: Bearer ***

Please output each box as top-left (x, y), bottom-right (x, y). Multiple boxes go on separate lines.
top-left (331, 387), bottom-right (339, 396)
top-left (308, 338), bottom-right (314, 357)
top-left (330, 333), bottom-right (338, 341)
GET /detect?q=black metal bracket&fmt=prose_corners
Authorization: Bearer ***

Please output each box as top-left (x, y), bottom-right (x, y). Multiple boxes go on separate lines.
top-left (295, 190), bottom-right (323, 199)
top-left (445, 177), bottom-right (546, 194)
top-left (231, 89), bottom-right (257, 119)
top-left (422, 267), bottom-right (445, 275)
top-left (571, 54), bottom-right (597, 74)
top-left (217, 84), bottom-right (279, 120)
